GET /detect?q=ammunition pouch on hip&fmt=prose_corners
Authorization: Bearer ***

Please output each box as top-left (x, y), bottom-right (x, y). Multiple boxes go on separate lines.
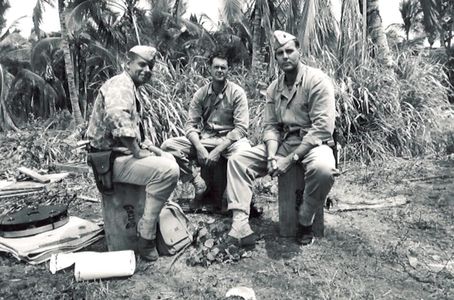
top-left (87, 150), bottom-right (119, 195)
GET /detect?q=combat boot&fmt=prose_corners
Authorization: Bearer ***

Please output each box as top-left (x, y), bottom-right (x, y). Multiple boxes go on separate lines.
top-left (138, 237), bottom-right (159, 261)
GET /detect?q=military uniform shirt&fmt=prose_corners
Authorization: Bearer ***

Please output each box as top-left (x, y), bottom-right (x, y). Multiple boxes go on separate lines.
top-left (263, 62), bottom-right (335, 147)
top-left (86, 72), bottom-right (143, 150)
top-left (184, 80), bottom-right (249, 142)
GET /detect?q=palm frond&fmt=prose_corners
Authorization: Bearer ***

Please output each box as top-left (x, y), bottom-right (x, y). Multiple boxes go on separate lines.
top-left (12, 69), bottom-right (59, 99)
top-left (0, 48), bottom-right (31, 63)
top-left (31, 37), bottom-right (62, 72)
top-left (5, 68), bottom-right (59, 126)
top-left (1, 16), bottom-right (27, 41)
top-left (32, 0), bottom-right (55, 38)
top-left (221, 0), bottom-right (244, 25)
top-left (336, 0), bottom-right (363, 76)
top-left (258, 0), bottom-right (275, 73)
top-left (32, 0), bottom-right (44, 38)
top-left (298, 0), bottom-right (316, 56)
top-left (160, 11), bottom-right (218, 49)
top-left (67, 0), bottom-right (101, 35)
top-left (78, 33), bottom-right (118, 65)
top-left (419, 0), bottom-right (441, 34)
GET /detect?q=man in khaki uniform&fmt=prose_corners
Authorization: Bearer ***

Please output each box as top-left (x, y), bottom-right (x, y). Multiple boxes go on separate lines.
top-left (86, 46), bottom-right (179, 261)
top-left (161, 51), bottom-right (251, 208)
top-left (225, 31), bottom-right (337, 247)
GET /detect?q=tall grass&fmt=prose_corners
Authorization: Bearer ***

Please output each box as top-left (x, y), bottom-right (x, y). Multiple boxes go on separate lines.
top-left (143, 48), bottom-right (452, 162)
top-left (140, 60), bottom-right (209, 146)
top-left (290, 0), bottom-right (454, 162)
top-left (141, 58), bottom-right (271, 147)
top-left (336, 50), bottom-right (451, 161)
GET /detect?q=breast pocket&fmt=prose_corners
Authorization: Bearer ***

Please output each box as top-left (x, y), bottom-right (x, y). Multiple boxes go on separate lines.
top-left (291, 89), bottom-right (311, 126)
top-left (213, 107), bottom-right (234, 125)
top-left (295, 88), bottom-right (310, 110)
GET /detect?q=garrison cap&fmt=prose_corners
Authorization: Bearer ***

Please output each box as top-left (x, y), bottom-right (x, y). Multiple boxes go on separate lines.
top-left (273, 30), bottom-right (297, 50)
top-left (129, 45), bottom-right (157, 63)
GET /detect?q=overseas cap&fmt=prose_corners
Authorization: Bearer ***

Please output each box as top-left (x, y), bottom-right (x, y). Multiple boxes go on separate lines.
top-left (129, 45), bottom-right (157, 63)
top-left (273, 30), bottom-right (297, 50)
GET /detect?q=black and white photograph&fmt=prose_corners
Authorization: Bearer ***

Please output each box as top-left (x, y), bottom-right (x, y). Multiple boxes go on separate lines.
top-left (0, 0), bottom-right (453, 299)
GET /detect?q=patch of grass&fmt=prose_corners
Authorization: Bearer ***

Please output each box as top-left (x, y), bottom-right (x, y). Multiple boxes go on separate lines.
top-left (335, 51), bottom-right (452, 162)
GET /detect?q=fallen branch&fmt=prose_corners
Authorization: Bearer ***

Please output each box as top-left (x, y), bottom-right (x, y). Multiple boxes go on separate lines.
top-left (406, 175), bottom-right (453, 182)
top-left (17, 167), bottom-right (50, 183)
top-left (77, 195), bottom-right (100, 203)
top-left (53, 163), bottom-right (90, 174)
top-left (0, 188), bottom-right (43, 195)
top-left (0, 181), bottom-right (45, 191)
top-left (327, 196), bottom-right (408, 212)
top-left (0, 190), bottom-right (44, 199)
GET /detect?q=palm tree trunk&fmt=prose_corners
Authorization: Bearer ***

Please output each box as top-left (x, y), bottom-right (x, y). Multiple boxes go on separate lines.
top-left (58, 0), bottom-right (83, 126)
top-left (0, 65), bottom-right (19, 131)
top-left (286, 0), bottom-right (299, 34)
top-left (251, 2), bottom-right (261, 70)
top-left (298, 0), bottom-right (316, 57)
top-left (172, 0), bottom-right (180, 17)
top-left (366, 0), bottom-right (394, 67)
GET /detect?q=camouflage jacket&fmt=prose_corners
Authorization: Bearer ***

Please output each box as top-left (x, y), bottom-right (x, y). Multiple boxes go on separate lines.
top-left (86, 72), bottom-right (143, 150)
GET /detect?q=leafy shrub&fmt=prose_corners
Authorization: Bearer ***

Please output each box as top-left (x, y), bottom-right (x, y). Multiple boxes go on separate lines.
top-left (149, 49), bottom-right (452, 162)
top-left (335, 50), bottom-right (451, 161)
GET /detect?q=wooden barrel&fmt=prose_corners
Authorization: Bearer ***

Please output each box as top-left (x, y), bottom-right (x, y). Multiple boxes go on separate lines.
top-left (101, 183), bottom-right (145, 251)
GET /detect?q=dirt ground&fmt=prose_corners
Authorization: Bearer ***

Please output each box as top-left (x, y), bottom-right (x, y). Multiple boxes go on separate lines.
top-left (0, 154), bottom-right (453, 300)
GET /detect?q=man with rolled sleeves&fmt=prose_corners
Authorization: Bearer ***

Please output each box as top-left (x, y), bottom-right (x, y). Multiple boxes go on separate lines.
top-left (225, 30), bottom-right (337, 247)
top-left (86, 45), bottom-right (180, 261)
top-left (161, 51), bottom-right (251, 209)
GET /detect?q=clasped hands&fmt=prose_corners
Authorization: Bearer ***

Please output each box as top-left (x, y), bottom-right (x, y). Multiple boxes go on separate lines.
top-left (267, 156), bottom-right (292, 177)
top-left (196, 147), bottom-right (221, 167)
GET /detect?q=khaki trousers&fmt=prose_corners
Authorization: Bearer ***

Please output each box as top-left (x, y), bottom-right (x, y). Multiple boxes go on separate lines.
top-left (112, 155), bottom-right (180, 239)
top-left (161, 136), bottom-right (251, 182)
top-left (226, 142), bottom-right (336, 226)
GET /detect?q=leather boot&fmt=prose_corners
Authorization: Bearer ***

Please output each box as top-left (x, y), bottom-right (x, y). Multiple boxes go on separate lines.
top-left (138, 237), bottom-right (159, 261)
top-left (297, 225), bottom-right (314, 246)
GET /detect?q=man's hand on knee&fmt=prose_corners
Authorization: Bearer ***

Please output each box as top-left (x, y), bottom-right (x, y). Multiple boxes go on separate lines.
top-left (160, 151), bottom-right (175, 161)
top-left (134, 149), bottom-right (153, 159)
top-left (270, 156), bottom-right (292, 177)
top-left (196, 147), bottom-right (210, 166)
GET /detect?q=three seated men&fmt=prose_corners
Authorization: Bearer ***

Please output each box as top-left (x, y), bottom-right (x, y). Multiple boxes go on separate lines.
top-left (86, 30), bottom-right (337, 260)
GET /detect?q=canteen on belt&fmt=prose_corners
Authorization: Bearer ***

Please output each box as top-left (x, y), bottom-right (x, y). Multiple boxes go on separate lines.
top-left (0, 204), bottom-right (69, 238)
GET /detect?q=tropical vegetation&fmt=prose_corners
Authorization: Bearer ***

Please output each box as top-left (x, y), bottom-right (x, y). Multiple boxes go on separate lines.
top-left (0, 0), bottom-right (452, 161)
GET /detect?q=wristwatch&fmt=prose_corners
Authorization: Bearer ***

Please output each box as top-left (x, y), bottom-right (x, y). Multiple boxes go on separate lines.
top-left (292, 153), bottom-right (300, 163)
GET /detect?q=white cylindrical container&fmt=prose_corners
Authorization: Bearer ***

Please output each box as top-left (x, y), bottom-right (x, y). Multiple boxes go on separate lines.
top-left (73, 250), bottom-right (136, 281)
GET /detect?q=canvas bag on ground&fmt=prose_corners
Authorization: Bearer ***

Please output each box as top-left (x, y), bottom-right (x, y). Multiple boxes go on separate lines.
top-left (156, 201), bottom-right (194, 256)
